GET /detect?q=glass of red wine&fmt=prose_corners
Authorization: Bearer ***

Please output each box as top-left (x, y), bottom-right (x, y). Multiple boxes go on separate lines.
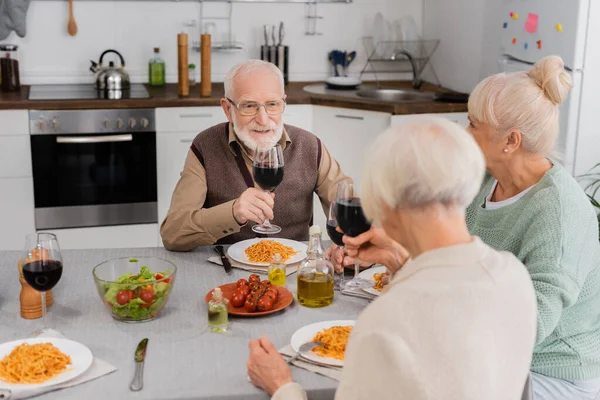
top-left (252, 144), bottom-right (284, 235)
top-left (21, 232), bottom-right (63, 334)
top-left (335, 182), bottom-right (372, 289)
top-left (326, 202), bottom-right (346, 290)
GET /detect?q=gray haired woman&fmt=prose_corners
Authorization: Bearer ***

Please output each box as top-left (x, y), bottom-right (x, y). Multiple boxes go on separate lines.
top-left (245, 117), bottom-right (537, 400)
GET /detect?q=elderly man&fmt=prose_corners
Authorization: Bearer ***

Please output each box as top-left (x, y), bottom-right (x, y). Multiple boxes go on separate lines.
top-left (160, 60), bottom-right (350, 251)
top-left (246, 117), bottom-right (536, 400)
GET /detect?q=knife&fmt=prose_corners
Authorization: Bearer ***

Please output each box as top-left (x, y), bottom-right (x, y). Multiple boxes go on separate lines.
top-left (215, 245), bottom-right (233, 274)
top-left (130, 338), bottom-right (148, 392)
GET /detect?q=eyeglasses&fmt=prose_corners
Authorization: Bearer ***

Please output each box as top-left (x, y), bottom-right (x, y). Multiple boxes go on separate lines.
top-left (226, 97), bottom-right (286, 117)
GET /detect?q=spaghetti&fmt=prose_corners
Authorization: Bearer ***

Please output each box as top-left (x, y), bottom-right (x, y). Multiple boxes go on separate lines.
top-left (373, 272), bottom-right (385, 292)
top-left (0, 343), bottom-right (72, 384)
top-left (245, 240), bottom-right (299, 263)
top-left (311, 325), bottom-right (352, 361)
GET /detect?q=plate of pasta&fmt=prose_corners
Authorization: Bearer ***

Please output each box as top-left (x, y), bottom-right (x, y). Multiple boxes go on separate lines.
top-left (227, 238), bottom-right (307, 267)
top-left (290, 320), bottom-right (355, 367)
top-left (0, 337), bottom-right (93, 389)
top-left (358, 265), bottom-right (388, 296)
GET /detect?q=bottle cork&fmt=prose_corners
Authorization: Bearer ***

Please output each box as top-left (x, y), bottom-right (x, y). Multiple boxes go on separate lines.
top-left (200, 34), bottom-right (211, 97)
top-left (178, 33), bottom-right (189, 97)
top-left (18, 258), bottom-right (53, 320)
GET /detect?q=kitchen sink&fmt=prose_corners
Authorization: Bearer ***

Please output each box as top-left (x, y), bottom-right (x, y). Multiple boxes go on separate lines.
top-left (356, 89), bottom-right (436, 102)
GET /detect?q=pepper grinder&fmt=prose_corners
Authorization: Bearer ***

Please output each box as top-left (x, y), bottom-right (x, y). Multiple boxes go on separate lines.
top-left (177, 32), bottom-right (189, 97)
top-left (18, 259), bottom-right (54, 320)
top-left (200, 33), bottom-right (211, 97)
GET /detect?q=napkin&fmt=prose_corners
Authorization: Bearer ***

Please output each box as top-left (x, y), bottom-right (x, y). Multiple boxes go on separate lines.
top-left (3, 329), bottom-right (117, 400)
top-left (340, 286), bottom-right (377, 301)
top-left (208, 256), bottom-right (299, 276)
top-left (279, 345), bottom-right (342, 381)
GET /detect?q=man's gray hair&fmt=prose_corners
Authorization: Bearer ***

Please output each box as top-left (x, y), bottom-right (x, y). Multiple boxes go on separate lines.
top-left (361, 116), bottom-right (486, 222)
top-left (224, 59), bottom-right (284, 99)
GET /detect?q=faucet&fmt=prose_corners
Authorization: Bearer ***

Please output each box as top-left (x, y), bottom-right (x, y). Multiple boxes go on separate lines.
top-left (395, 50), bottom-right (422, 89)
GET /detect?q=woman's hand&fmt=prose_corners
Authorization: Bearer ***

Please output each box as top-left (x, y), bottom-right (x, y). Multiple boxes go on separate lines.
top-left (247, 336), bottom-right (293, 396)
top-left (326, 244), bottom-right (373, 274)
top-left (342, 227), bottom-right (410, 274)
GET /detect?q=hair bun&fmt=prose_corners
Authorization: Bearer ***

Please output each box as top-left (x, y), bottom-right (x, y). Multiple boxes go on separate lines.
top-left (527, 55), bottom-right (573, 105)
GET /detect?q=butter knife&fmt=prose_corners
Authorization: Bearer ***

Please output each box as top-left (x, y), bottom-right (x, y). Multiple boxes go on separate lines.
top-left (215, 245), bottom-right (233, 274)
top-left (130, 338), bottom-right (148, 391)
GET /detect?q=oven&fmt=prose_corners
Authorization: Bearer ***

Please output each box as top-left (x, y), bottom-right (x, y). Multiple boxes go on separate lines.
top-left (29, 108), bottom-right (157, 230)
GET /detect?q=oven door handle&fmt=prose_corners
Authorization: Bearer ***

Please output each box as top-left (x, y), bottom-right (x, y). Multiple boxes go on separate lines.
top-left (56, 134), bottom-right (133, 144)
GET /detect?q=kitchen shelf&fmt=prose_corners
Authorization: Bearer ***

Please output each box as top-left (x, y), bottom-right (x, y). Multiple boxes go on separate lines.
top-left (33, 0), bottom-right (352, 2)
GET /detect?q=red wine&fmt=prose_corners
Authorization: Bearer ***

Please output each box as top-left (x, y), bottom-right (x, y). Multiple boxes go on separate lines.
top-left (253, 165), bottom-right (284, 192)
top-left (336, 198), bottom-right (371, 237)
top-left (326, 221), bottom-right (344, 246)
top-left (22, 260), bottom-right (63, 292)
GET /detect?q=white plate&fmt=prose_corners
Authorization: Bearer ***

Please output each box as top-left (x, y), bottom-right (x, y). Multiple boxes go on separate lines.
top-left (358, 265), bottom-right (387, 296)
top-left (0, 337), bottom-right (93, 389)
top-left (325, 76), bottom-right (362, 87)
top-left (290, 320), bottom-right (355, 367)
top-left (227, 238), bottom-right (308, 267)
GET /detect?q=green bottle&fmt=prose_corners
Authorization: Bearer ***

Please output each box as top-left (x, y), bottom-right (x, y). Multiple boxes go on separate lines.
top-left (208, 287), bottom-right (229, 333)
top-left (148, 47), bottom-right (165, 87)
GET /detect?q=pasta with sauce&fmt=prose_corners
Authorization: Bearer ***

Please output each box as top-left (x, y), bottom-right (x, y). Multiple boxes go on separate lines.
top-left (311, 325), bottom-right (352, 361)
top-left (0, 342), bottom-right (72, 384)
top-left (245, 240), bottom-right (299, 263)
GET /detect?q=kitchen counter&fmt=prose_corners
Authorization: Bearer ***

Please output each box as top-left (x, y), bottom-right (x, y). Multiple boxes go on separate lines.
top-left (0, 81), bottom-right (467, 115)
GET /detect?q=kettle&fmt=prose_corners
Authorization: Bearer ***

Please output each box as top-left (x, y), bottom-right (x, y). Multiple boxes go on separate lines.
top-left (90, 49), bottom-right (130, 91)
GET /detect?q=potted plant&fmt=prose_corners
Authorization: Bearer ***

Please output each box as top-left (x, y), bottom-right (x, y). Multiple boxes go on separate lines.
top-left (579, 163), bottom-right (600, 237)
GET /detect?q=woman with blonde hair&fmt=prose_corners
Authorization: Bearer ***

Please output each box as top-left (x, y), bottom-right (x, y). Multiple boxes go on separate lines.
top-left (340, 55), bottom-right (600, 400)
top-left (246, 117), bottom-right (537, 400)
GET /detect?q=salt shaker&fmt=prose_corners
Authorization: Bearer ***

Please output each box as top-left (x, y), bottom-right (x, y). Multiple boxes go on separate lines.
top-left (18, 258), bottom-right (54, 320)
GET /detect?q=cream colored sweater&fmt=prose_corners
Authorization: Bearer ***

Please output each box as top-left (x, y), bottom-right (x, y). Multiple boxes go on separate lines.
top-left (273, 237), bottom-right (537, 400)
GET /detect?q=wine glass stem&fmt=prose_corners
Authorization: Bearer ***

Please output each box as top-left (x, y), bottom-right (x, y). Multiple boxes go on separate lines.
top-left (263, 190), bottom-right (273, 227)
top-left (354, 262), bottom-right (360, 279)
top-left (41, 291), bottom-right (47, 331)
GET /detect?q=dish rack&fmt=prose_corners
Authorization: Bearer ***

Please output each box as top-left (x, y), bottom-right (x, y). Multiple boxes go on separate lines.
top-left (359, 37), bottom-right (440, 85)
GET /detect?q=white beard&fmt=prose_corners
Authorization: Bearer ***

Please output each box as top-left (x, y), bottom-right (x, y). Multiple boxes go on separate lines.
top-left (232, 111), bottom-right (284, 152)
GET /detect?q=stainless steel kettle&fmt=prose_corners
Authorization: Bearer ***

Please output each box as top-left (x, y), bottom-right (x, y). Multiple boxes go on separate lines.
top-left (90, 49), bottom-right (130, 91)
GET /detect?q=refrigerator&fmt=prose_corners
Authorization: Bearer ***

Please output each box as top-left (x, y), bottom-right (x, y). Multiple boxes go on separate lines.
top-left (423, 0), bottom-right (600, 176)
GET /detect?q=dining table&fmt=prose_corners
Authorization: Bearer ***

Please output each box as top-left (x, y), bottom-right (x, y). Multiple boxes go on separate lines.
top-left (0, 245), bottom-right (368, 400)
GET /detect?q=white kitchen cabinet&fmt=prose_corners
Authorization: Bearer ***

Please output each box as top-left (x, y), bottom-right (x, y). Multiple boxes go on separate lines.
top-left (283, 105), bottom-right (313, 132)
top-left (41, 224), bottom-right (159, 250)
top-left (0, 110), bottom-right (28, 136)
top-left (156, 107), bottom-right (225, 133)
top-left (391, 112), bottom-right (469, 129)
top-left (312, 106), bottom-right (391, 231)
top-left (0, 136), bottom-right (32, 178)
top-left (0, 178), bottom-right (35, 250)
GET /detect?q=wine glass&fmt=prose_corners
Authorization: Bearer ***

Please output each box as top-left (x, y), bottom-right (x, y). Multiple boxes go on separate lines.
top-left (326, 202), bottom-right (346, 290)
top-left (21, 232), bottom-right (63, 334)
top-left (335, 182), bottom-right (372, 289)
top-left (252, 144), bottom-right (284, 235)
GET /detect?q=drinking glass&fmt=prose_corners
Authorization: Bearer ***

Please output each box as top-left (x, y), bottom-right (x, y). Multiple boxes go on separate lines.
top-left (252, 144), bottom-right (284, 234)
top-left (335, 182), bottom-right (372, 289)
top-left (21, 232), bottom-right (63, 334)
top-left (326, 202), bottom-right (346, 290)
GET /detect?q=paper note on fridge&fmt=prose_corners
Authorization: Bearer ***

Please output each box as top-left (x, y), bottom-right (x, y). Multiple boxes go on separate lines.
top-left (525, 13), bottom-right (539, 33)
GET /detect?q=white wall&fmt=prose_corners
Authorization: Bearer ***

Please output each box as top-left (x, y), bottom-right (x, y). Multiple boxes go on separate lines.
top-left (422, 0), bottom-right (486, 93)
top-left (0, 0), bottom-right (421, 85)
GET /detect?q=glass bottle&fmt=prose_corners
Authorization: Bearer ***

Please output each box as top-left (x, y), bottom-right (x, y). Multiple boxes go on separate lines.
top-left (188, 63), bottom-right (196, 87)
top-left (297, 225), bottom-right (334, 308)
top-left (148, 47), bottom-right (166, 87)
top-left (268, 253), bottom-right (286, 286)
top-left (208, 287), bottom-right (228, 332)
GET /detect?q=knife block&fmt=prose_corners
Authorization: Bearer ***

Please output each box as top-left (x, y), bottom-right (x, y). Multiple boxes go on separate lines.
top-left (18, 259), bottom-right (54, 320)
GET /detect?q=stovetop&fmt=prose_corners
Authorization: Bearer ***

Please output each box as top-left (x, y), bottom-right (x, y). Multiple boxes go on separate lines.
top-left (28, 84), bottom-right (151, 100)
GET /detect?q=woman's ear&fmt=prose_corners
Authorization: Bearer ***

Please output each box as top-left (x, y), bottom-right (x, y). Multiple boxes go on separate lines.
top-left (504, 130), bottom-right (522, 153)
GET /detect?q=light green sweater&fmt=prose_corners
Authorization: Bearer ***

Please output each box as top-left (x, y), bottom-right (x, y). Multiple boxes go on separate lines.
top-left (466, 163), bottom-right (600, 380)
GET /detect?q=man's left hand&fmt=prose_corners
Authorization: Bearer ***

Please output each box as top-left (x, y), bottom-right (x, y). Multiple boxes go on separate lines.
top-left (247, 336), bottom-right (293, 396)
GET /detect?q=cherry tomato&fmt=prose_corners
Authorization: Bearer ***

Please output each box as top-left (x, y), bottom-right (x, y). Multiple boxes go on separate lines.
top-left (238, 285), bottom-right (251, 298)
top-left (244, 298), bottom-right (256, 312)
top-left (257, 296), bottom-right (274, 312)
top-left (140, 302), bottom-right (152, 308)
top-left (126, 290), bottom-right (134, 302)
top-left (140, 289), bottom-right (155, 304)
top-left (261, 280), bottom-right (272, 287)
top-left (249, 274), bottom-right (260, 283)
top-left (116, 290), bottom-right (130, 305)
top-left (249, 282), bottom-right (260, 292)
top-left (230, 290), bottom-right (246, 308)
top-left (237, 279), bottom-right (249, 288)
top-left (155, 273), bottom-right (165, 280)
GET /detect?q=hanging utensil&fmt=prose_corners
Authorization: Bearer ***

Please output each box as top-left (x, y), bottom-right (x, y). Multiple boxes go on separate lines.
top-left (68, 0), bottom-right (77, 36)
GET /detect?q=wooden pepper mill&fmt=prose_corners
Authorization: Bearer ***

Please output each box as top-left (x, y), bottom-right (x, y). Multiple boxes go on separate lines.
top-left (18, 248), bottom-right (54, 320)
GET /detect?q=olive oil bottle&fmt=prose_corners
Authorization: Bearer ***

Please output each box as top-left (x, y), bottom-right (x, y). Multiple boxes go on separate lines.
top-left (297, 226), bottom-right (334, 308)
top-left (208, 287), bottom-right (228, 332)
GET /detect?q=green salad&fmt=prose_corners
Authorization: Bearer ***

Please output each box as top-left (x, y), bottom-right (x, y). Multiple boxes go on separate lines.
top-left (103, 265), bottom-right (173, 320)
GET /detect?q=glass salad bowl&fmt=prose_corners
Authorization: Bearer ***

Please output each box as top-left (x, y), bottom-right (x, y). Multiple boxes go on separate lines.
top-left (92, 256), bottom-right (177, 322)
